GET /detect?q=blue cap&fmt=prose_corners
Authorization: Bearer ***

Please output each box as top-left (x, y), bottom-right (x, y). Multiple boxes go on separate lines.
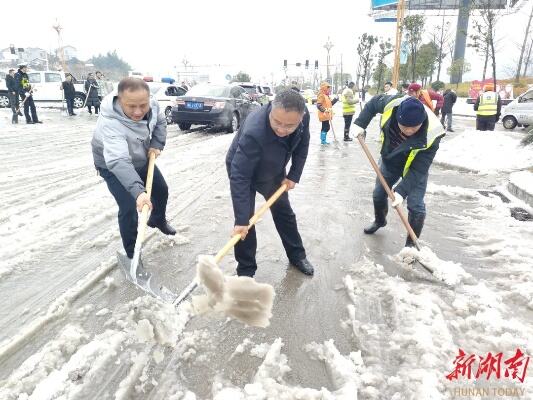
top-left (396, 97), bottom-right (426, 127)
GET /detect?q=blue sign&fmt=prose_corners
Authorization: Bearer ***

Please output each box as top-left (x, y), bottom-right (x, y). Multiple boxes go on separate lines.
top-left (371, 0), bottom-right (398, 9)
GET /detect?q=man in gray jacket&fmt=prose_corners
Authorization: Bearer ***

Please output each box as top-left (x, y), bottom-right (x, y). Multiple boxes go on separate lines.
top-left (92, 77), bottom-right (175, 260)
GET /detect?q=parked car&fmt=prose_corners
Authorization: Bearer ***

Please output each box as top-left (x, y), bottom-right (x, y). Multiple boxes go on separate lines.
top-left (234, 82), bottom-right (269, 105)
top-left (262, 85), bottom-right (275, 102)
top-left (301, 89), bottom-right (317, 104)
top-left (501, 88), bottom-right (533, 129)
top-left (0, 70), bottom-right (86, 108)
top-left (147, 82), bottom-right (187, 124)
top-left (171, 83), bottom-right (259, 132)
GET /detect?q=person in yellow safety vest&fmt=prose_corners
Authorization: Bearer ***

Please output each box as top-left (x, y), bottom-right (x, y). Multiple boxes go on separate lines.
top-left (341, 82), bottom-right (359, 142)
top-left (316, 81), bottom-right (339, 145)
top-left (474, 83), bottom-right (502, 131)
top-left (351, 95), bottom-right (445, 247)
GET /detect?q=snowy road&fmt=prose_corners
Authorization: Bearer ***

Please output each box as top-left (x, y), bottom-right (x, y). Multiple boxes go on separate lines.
top-left (1, 105), bottom-right (532, 399)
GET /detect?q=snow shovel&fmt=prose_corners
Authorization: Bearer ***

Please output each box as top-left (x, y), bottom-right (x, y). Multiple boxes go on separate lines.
top-left (82, 84), bottom-right (94, 109)
top-left (15, 93), bottom-right (30, 114)
top-left (356, 135), bottom-right (435, 275)
top-left (116, 152), bottom-right (177, 302)
top-left (329, 109), bottom-right (339, 144)
top-left (172, 183), bottom-right (288, 308)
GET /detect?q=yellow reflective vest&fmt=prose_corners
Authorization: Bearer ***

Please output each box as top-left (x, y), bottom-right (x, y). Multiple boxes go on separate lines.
top-left (380, 96), bottom-right (445, 177)
top-left (341, 87), bottom-right (358, 115)
top-left (476, 91), bottom-right (498, 116)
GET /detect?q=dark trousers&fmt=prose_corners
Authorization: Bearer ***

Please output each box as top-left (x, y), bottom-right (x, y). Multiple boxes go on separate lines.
top-left (234, 179), bottom-right (306, 277)
top-left (99, 164), bottom-right (169, 258)
top-left (343, 114), bottom-right (354, 132)
top-left (321, 120), bottom-right (330, 132)
top-left (20, 93), bottom-right (38, 123)
top-left (65, 98), bottom-right (74, 115)
top-left (372, 160), bottom-right (428, 215)
top-left (476, 115), bottom-right (496, 131)
top-left (440, 112), bottom-right (452, 129)
top-left (8, 93), bottom-right (18, 122)
top-left (88, 105), bottom-right (100, 114)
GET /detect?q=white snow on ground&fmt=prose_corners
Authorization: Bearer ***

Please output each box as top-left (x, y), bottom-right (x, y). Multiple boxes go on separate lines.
top-left (0, 296), bottom-right (193, 400)
top-left (510, 170), bottom-right (533, 197)
top-left (434, 129), bottom-right (533, 173)
top-left (212, 338), bottom-right (364, 400)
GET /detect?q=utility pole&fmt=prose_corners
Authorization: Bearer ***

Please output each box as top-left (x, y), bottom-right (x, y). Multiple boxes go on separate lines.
top-left (324, 37), bottom-right (334, 83)
top-left (391, 0), bottom-right (405, 87)
top-left (52, 19), bottom-right (67, 71)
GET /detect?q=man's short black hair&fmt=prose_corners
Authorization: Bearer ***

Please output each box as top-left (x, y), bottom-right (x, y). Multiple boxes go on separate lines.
top-left (348, 81), bottom-right (355, 88)
top-left (8, 68), bottom-right (15, 73)
top-left (385, 81), bottom-right (393, 86)
top-left (272, 89), bottom-right (305, 114)
top-left (401, 83), bottom-right (409, 89)
top-left (117, 77), bottom-right (150, 95)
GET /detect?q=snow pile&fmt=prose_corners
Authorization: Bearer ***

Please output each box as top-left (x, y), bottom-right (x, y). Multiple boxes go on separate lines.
top-left (509, 170), bottom-right (533, 196)
top-left (193, 255), bottom-right (275, 328)
top-left (212, 338), bottom-right (364, 399)
top-left (434, 130), bottom-right (533, 173)
top-left (343, 256), bottom-right (533, 398)
top-left (394, 246), bottom-right (472, 286)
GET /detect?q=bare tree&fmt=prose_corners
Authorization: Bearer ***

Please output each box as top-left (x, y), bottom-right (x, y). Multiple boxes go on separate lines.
top-left (403, 15), bottom-right (426, 82)
top-left (515, 3), bottom-right (533, 82)
top-left (356, 33), bottom-right (378, 92)
top-left (523, 37), bottom-right (533, 77)
top-left (469, 19), bottom-right (491, 81)
top-left (433, 14), bottom-right (453, 82)
top-left (374, 38), bottom-right (393, 93)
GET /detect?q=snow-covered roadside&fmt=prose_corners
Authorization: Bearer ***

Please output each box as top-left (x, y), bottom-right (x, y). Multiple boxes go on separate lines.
top-left (434, 130), bottom-right (533, 174)
top-left (509, 170), bottom-right (533, 208)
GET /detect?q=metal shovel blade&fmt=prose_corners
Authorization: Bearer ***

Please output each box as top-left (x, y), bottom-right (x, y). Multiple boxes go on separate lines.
top-left (116, 252), bottom-right (177, 303)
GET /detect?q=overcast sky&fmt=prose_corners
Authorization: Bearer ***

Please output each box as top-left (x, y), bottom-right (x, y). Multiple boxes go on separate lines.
top-left (3, 0), bottom-right (532, 84)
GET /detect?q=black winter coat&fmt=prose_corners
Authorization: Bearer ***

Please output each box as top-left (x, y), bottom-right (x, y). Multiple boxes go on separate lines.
top-left (442, 91), bottom-right (457, 114)
top-left (85, 79), bottom-right (100, 106)
top-left (226, 104), bottom-right (310, 225)
top-left (61, 81), bottom-right (76, 99)
top-left (6, 75), bottom-right (17, 93)
top-left (353, 94), bottom-right (442, 198)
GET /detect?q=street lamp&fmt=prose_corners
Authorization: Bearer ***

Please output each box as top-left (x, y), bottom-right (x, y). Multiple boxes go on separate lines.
top-left (323, 37), bottom-right (334, 82)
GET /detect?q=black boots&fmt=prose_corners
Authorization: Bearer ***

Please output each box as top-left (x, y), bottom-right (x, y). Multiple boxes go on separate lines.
top-left (147, 217), bottom-right (176, 235)
top-left (364, 201), bottom-right (388, 234)
top-left (291, 258), bottom-right (315, 275)
top-left (344, 128), bottom-right (353, 141)
top-left (405, 212), bottom-right (425, 247)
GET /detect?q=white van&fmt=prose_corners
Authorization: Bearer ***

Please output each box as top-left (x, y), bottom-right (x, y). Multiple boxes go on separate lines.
top-left (502, 89), bottom-right (533, 129)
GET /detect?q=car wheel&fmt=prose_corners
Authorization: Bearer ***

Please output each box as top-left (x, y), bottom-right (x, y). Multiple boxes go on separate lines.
top-left (0, 93), bottom-right (10, 108)
top-left (178, 123), bottom-right (191, 131)
top-left (165, 107), bottom-right (172, 124)
top-left (227, 112), bottom-right (239, 133)
top-left (502, 116), bottom-right (517, 130)
top-left (73, 95), bottom-right (85, 109)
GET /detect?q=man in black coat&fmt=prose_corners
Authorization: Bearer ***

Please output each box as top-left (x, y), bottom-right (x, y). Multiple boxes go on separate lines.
top-left (5, 69), bottom-right (20, 123)
top-left (61, 74), bottom-right (77, 116)
top-left (226, 89), bottom-right (314, 277)
top-left (14, 65), bottom-right (42, 124)
top-left (441, 89), bottom-right (457, 132)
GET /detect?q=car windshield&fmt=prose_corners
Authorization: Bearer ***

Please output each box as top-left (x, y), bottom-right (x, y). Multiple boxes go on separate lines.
top-left (148, 85), bottom-right (163, 95)
top-left (262, 87), bottom-right (272, 95)
top-left (186, 84), bottom-right (230, 97)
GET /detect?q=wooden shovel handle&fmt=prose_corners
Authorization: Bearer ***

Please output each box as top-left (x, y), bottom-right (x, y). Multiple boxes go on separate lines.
top-left (137, 152), bottom-right (157, 245)
top-left (214, 183), bottom-right (288, 263)
top-left (356, 135), bottom-right (421, 251)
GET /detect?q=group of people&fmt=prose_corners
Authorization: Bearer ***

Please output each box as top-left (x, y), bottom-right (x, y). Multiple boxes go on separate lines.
top-left (6, 65), bottom-right (42, 124)
top-left (93, 76), bottom-right (446, 282)
top-left (60, 71), bottom-right (113, 116)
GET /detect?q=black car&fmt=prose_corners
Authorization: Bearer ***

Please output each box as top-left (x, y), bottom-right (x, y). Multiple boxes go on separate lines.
top-left (171, 83), bottom-right (259, 132)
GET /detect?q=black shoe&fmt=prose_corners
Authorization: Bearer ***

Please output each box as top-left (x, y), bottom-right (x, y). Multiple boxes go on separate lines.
top-left (35, 121), bottom-right (43, 124)
top-left (344, 136), bottom-right (353, 142)
top-left (18, 111), bottom-right (23, 116)
top-left (363, 201), bottom-right (388, 234)
top-left (291, 258), bottom-right (314, 276)
top-left (72, 113), bottom-right (77, 116)
top-left (147, 218), bottom-right (176, 235)
top-left (447, 128), bottom-right (454, 132)
top-left (26, 121), bottom-right (34, 124)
